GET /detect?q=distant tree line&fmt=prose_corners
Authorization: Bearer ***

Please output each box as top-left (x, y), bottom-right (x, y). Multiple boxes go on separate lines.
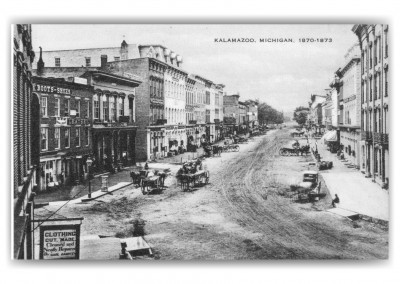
top-left (257, 101), bottom-right (284, 125)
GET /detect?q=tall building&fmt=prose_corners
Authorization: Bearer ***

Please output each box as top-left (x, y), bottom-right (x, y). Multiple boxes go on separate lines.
top-left (13, 24), bottom-right (41, 259)
top-left (33, 76), bottom-right (94, 190)
top-left (33, 52), bottom-right (142, 172)
top-left (337, 43), bottom-right (362, 167)
top-left (352, 25), bottom-right (389, 186)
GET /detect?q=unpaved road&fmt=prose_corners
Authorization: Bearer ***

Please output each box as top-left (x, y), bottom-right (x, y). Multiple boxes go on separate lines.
top-left (36, 128), bottom-right (388, 260)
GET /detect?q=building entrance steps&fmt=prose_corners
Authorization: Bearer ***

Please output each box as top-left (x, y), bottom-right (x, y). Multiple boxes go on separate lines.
top-left (311, 138), bottom-right (389, 222)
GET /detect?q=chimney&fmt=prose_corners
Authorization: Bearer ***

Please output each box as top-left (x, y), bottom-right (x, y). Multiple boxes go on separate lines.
top-left (37, 46), bottom-right (44, 76)
top-left (101, 55), bottom-right (107, 69)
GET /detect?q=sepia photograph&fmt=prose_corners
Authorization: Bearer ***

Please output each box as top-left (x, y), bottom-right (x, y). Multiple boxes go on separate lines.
top-left (12, 23), bottom-right (389, 261)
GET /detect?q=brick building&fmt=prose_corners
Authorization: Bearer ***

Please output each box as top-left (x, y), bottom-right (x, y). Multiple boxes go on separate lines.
top-left (13, 24), bottom-right (41, 259)
top-left (223, 93), bottom-right (240, 135)
top-left (353, 24), bottom-right (389, 187)
top-left (33, 76), bottom-right (94, 190)
top-left (34, 52), bottom-right (142, 172)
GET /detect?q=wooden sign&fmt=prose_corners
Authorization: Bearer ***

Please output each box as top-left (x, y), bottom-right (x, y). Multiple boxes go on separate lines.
top-left (39, 224), bottom-right (81, 260)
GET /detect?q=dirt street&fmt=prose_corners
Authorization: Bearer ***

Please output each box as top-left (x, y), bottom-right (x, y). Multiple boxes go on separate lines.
top-left (36, 128), bottom-right (388, 260)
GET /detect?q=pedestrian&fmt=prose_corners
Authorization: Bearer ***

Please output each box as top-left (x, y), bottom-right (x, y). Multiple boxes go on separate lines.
top-left (332, 194), bottom-right (340, 207)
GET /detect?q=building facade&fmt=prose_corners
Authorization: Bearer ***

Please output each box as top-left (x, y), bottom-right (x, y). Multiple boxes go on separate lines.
top-left (353, 24), bottom-right (389, 186)
top-left (337, 43), bottom-right (362, 167)
top-left (33, 76), bottom-right (94, 190)
top-left (13, 24), bottom-right (41, 260)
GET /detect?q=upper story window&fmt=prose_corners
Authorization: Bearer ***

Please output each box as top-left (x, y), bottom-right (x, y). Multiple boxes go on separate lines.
top-left (118, 97), bottom-right (123, 116)
top-left (85, 57), bottom-right (91, 67)
top-left (76, 100), bottom-right (81, 117)
top-left (86, 100), bottom-right (90, 118)
top-left (75, 128), bottom-right (80, 147)
top-left (94, 95), bottom-right (100, 119)
top-left (103, 96), bottom-right (109, 121)
top-left (64, 99), bottom-right (70, 116)
top-left (54, 98), bottom-right (60, 117)
top-left (85, 128), bottom-right (90, 146)
top-left (55, 57), bottom-right (60, 67)
top-left (41, 97), bottom-right (48, 117)
top-left (114, 56), bottom-right (120, 61)
top-left (110, 97), bottom-right (116, 121)
top-left (54, 127), bottom-right (60, 149)
top-left (384, 28), bottom-right (388, 58)
top-left (41, 127), bottom-right (48, 151)
top-left (64, 128), bottom-right (70, 148)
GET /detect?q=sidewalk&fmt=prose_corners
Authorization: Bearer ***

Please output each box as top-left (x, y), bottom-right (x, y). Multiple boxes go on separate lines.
top-left (313, 138), bottom-right (389, 221)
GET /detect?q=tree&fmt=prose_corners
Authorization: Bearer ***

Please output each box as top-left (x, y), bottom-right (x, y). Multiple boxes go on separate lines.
top-left (293, 106), bottom-right (309, 125)
top-left (258, 102), bottom-right (284, 125)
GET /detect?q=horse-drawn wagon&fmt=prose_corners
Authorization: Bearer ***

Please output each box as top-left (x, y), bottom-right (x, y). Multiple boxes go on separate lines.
top-left (176, 160), bottom-right (210, 191)
top-left (130, 169), bottom-right (169, 195)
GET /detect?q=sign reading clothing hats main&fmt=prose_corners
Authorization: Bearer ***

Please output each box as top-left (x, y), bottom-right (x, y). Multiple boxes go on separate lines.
top-left (39, 224), bottom-right (81, 260)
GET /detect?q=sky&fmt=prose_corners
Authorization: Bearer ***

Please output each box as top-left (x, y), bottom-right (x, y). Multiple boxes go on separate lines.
top-left (31, 24), bottom-right (357, 114)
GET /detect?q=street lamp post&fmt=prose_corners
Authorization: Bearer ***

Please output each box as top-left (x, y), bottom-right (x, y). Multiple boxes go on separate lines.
top-left (86, 157), bottom-right (93, 199)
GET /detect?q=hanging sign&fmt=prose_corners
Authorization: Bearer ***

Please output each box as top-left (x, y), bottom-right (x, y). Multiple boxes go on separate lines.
top-left (39, 224), bottom-right (81, 260)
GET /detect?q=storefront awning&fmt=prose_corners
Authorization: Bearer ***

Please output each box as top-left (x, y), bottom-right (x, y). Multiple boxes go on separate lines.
top-left (323, 130), bottom-right (337, 142)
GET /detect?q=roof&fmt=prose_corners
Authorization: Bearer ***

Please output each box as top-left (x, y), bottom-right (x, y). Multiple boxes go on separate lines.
top-left (81, 70), bottom-right (142, 86)
top-left (303, 170), bottom-right (318, 175)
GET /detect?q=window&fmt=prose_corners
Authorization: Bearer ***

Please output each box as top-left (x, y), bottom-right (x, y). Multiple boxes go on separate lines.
top-left (85, 128), bottom-right (90, 146)
top-left (55, 57), bottom-right (60, 67)
top-left (215, 94), bottom-right (219, 106)
top-left (114, 56), bottom-right (120, 61)
top-left (54, 127), bottom-right (60, 149)
top-left (384, 29), bottom-right (388, 58)
top-left (369, 45), bottom-right (373, 68)
top-left (361, 52), bottom-right (364, 74)
top-left (76, 100), bottom-right (81, 117)
top-left (64, 128), bottom-right (70, 148)
top-left (384, 69), bottom-right (388, 97)
top-left (369, 79), bottom-right (373, 101)
top-left (86, 100), bottom-right (90, 118)
top-left (374, 40), bottom-right (377, 66)
top-left (118, 98), bottom-right (123, 116)
top-left (41, 97), bottom-right (48, 117)
top-left (110, 97), bottom-right (116, 121)
top-left (103, 96), bottom-right (109, 121)
top-left (85, 57), bottom-right (91, 67)
top-left (361, 82), bottom-right (364, 104)
top-left (54, 98), bottom-right (60, 117)
top-left (206, 109), bottom-right (211, 123)
top-left (94, 95), bottom-right (100, 119)
top-left (64, 99), bottom-right (70, 116)
top-left (374, 75), bottom-right (377, 100)
top-left (41, 128), bottom-right (48, 151)
top-left (75, 128), bottom-right (80, 147)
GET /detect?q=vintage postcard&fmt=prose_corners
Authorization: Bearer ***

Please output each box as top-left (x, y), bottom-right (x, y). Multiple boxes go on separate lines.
top-left (12, 24), bottom-right (389, 260)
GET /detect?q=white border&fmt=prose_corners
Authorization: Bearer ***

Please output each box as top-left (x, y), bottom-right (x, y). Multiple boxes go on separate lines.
top-left (2, 1), bottom-right (399, 284)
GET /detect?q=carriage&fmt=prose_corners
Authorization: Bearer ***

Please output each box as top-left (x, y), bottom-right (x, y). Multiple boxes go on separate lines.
top-left (176, 160), bottom-right (210, 191)
top-left (178, 170), bottom-right (210, 192)
top-left (130, 169), bottom-right (169, 195)
top-left (233, 136), bottom-right (249, 144)
top-left (279, 145), bottom-right (310, 156)
top-left (203, 144), bottom-right (223, 158)
top-left (222, 144), bottom-right (240, 152)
